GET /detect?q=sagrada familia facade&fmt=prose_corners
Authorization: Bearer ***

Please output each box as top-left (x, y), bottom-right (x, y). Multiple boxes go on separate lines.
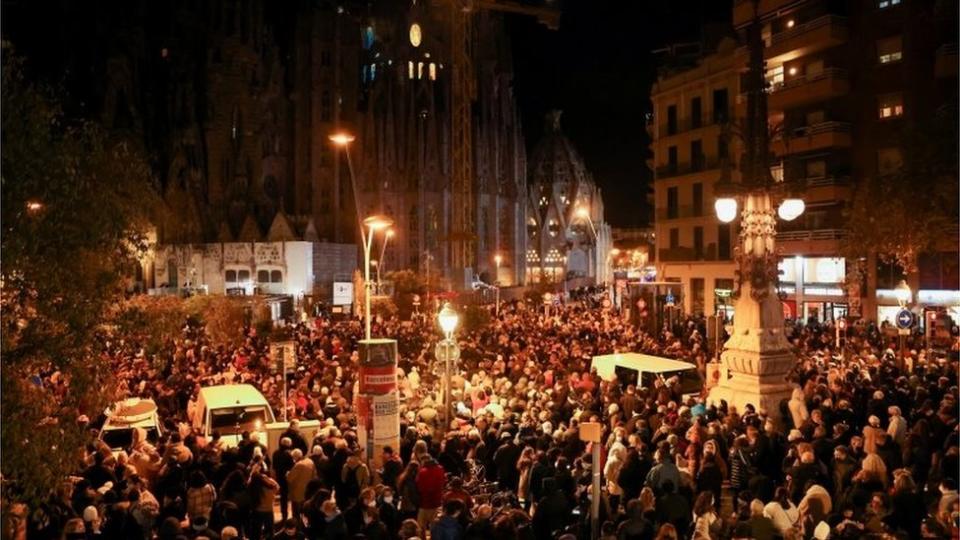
top-left (15, 0), bottom-right (609, 293)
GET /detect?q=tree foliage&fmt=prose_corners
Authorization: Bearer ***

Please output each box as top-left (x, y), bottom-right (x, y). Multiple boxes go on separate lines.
top-left (0, 49), bottom-right (156, 506)
top-left (843, 105), bottom-right (960, 274)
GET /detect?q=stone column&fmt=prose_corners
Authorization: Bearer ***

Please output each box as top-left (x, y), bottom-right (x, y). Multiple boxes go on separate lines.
top-left (708, 193), bottom-right (796, 422)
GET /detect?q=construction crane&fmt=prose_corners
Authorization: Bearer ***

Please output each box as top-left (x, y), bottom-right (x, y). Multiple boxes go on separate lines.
top-left (446, 0), bottom-right (559, 286)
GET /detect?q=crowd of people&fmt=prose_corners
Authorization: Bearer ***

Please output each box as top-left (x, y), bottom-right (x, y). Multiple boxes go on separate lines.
top-left (22, 294), bottom-right (960, 540)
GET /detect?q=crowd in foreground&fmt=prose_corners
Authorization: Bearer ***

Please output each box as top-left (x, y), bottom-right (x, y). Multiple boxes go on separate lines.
top-left (21, 293), bottom-right (960, 540)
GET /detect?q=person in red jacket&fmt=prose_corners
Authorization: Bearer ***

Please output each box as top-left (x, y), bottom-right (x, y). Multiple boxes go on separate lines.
top-left (415, 456), bottom-right (446, 530)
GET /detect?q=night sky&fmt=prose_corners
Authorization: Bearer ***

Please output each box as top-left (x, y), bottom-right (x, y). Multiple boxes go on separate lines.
top-left (508, 0), bottom-right (732, 228)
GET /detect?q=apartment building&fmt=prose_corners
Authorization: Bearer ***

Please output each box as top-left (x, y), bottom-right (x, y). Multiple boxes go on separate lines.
top-left (650, 38), bottom-right (740, 318)
top-left (733, 0), bottom-right (958, 323)
top-left (651, 0), bottom-right (958, 322)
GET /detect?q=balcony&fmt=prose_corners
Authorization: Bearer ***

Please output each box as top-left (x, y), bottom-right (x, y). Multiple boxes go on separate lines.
top-left (733, 0), bottom-right (797, 27)
top-left (768, 68), bottom-right (849, 111)
top-left (655, 156), bottom-right (722, 179)
top-left (658, 111), bottom-right (731, 139)
top-left (776, 228), bottom-right (846, 255)
top-left (659, 243), bottom-right (731, 262)
top-left (936, 43), bottom-right (958, 78)
top-left (763, 16), bottom-right (848, 65)
top-left (772, 121), bottom-right (851, 155)
top-left (802, 175), bottom-right (852, 202)
top-left (656, 204), bottom-right (707, 221)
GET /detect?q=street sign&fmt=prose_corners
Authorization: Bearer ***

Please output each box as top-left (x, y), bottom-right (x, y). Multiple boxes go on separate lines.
top-left (895, 308), bottom-right (914, 329)
top-left (333, 282), bottom-right (353, 306)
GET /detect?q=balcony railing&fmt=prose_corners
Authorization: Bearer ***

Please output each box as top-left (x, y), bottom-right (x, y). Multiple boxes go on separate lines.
top-left (770, 15), bottom-right (847, 46)
top-left (776, 121), bottom-right (851, 140)
top-left (770, 68), bottom-right (847, 93)
top-left (659, 243), bottom-right (731, 262)
top-left (661, 110), bottom-right (732, 137)
top-left (776, 228), bottom-right (846, 242)
top-left (655, 156), bottom-right (722, 178)
top-left (656, 204), bottom-right (707, 220)
top-left (938, 43), bottom-right (959, 56)
top-left (804, 175), bottom-right (850, 188)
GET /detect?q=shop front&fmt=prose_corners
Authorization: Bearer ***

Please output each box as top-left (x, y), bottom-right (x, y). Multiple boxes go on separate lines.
top-left (777, 256), bottom-right (848, 323)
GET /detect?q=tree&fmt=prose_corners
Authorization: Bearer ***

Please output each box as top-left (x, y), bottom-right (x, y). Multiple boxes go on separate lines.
top-left (843, 105), bottom-right (959, 275)
top-left (1, 49), bottom-right (156, 507)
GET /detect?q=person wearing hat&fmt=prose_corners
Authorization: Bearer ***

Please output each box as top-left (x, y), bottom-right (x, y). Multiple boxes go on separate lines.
top-left (188, 515), bottom-right (219, 539)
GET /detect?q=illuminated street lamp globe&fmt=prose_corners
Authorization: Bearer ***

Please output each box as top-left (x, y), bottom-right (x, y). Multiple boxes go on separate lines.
top-left (438, 303), bottom-right (459, 338)
top-left (714, 198), bottom-right (738, 223)
top-left (777, 198), bottom-right (806, 221)
top-left (363, 214), bottom-right (394, 231)
top-left (328, 132), bottom-right (356, 146)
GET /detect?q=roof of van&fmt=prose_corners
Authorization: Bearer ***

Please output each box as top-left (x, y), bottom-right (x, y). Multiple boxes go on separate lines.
top-left (198, 384), bottom-right (270, 410)
top-left (591, 353), bottom-right (696, 382)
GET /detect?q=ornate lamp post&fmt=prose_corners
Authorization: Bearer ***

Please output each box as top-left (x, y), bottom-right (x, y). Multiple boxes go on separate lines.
top-left (707, 1), bottom-right (807, 422)
top-left (435, 303), bottom-right (460, 431)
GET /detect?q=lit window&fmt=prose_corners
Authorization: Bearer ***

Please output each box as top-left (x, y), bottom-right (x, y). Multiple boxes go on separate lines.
top-left (408, 61), bottom-right (415, 79)
top-left (428, 62), bottom-right (436, 81)
top-left (370, 64), bottom-right (376, 80)
top-left (877, 36), bottom-right (903, 64)
top-left (548, 219), bottom-right (560, 237)
top-left (765, 65), bottom-right (784, 89)
top-left (770, 163), bottom-right (784, 182)
top-left (878, 93), bottom-right (904, 119)
top-left (417, 62), bottom-right (424, 79)
top-left (878, 0), bottom-right (901, 8)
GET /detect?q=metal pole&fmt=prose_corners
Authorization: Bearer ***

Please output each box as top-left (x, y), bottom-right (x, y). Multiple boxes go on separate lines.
top-left (364, 228), bottom-right (373, 341)
top-left (379, 235), bottom-right (390, 282)
top-left (443, 340), bottom-right (452, 432)
top-left (591, 441), bottom-right (601, 540)
top-left (495, 287), bottom-right (500, 318)
top-left (281, 347), bottom-right (288, 422)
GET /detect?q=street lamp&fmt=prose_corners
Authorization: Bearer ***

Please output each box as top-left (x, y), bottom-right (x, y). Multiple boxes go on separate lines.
top-left (362, 214), bottom-right (394, 340)
top-left (575, 205), bottom-right (598, 237)
top-left (714, 198), bottom-right (738, 223)
top-left (435, 303), bottom-right (460, 431)
top-left (328, 132), bottom-right (356, 146)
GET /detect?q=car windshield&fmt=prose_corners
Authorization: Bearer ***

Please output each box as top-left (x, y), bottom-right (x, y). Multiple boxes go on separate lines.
top-left (210, 407), bottom-right (268, 435)
top-left (670, 369), bottom-right (704, 394)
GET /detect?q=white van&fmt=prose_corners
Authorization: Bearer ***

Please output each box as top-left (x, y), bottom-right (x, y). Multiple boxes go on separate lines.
top-left (194, 384), bottom-right (277, 448)
top-left (100, 398), bottom-right (164, 452)
top-left (591, 353), bottom-right (704, 400)
top-left (194, 384), bottom-right (323, 452)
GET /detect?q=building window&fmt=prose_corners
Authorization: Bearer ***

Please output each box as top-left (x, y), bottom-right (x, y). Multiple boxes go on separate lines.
top-left (691, 97), bottom-right (702, 128)
top-left (667, 105), bottom-right (678, 135)
top-left (320, 49), bottom-right (331, 66)
top-left (667, 146), bottom-right (678, 173)
top-left (694, 227), bottom-right (704, 259)
top-left (321, 91), bottom-right (331, 121)
top-left (878, 92), bottom-right (904, 119)
top-left (669, 228), bottom-right (679, 249)
top-left (877, 147), bottom-right (903, 174)
top-left (667, 187), bottom-right (679, 219)
top-left (766, 65), bottom-right (784, 88)
top-left (691, 140), bottom-right (704, 171)
top-left (225, 270), bottom-right (237, 283)
top-left (417, 62), bottom-right (424, 79)
top-left (691, 278), bottom-right (705, 315)
top-left (805, 159), bottom-right (826, 178)
top-left (257, 270), bottom-right (270, 283)
top-left (712, 89), bottom-right (729, 123)
top-left (718, 224), bottom-right (731, 260)
top-left (692, 182), bottom-right (703, 216)
top-left (878, 0), bottom-right (901, 8)
top-left (548, 219), bottom-right (560, 237)
top-left (408, 61), bottom-right (415, 79)
top-left (428, 63), bottom-right (437, 81)
top-left (238, 269), bottom-right (250, 283)
top-left (718, 135), bottom-right (728, 160)
top-left (270, 270), bottom-right (283, 283)
top-left (878, 36), bottom-right (903, 64)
